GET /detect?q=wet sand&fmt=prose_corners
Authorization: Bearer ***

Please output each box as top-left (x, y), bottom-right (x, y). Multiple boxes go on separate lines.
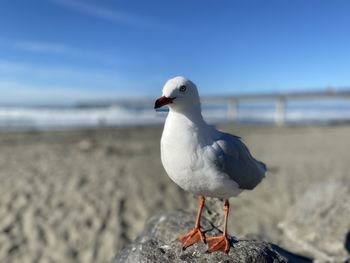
top-left (0, 124), bottom-right (349, 263)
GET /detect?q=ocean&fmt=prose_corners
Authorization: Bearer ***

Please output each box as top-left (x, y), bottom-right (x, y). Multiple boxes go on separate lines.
top-left (0, 99), bottom-right (350, 131)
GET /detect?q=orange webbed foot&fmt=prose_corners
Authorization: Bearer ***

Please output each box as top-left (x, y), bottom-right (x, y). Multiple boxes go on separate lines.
top-left (177, 227), bottom-right (205, 249)
top-left (206, 235), bottom-right (230, 253)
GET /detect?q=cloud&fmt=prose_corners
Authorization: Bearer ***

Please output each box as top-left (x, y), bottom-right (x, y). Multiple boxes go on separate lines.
top-left (0, 80), bottom-right (129, 105)
top-left (0, 58), bottom-right (146, 105)
top-left (51, 0), bottom-right (162, 30)
top-left (12, 40), bottom-right (69, 53)
top-left (0, 59), bottom-right (115, 82)
top-left (0, 37), bottom-right (117, 64)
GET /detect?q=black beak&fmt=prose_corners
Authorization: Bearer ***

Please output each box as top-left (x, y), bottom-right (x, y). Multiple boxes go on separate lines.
top-left (154, 96), bottom-right (175, 109)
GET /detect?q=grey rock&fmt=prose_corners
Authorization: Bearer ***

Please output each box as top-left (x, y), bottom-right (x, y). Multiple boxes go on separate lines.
top-left (113, 210), bottom-right (287, 263)
top-left (278, 180), bottom-right (350, 263)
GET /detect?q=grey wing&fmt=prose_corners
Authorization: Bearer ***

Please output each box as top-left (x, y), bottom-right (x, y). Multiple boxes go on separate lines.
top-left (213, 132), bottom-right (266, 190)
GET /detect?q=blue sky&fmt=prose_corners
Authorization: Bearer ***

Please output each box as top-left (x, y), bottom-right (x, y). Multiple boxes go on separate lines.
top-left (0, 0), bottom-right (350, 105)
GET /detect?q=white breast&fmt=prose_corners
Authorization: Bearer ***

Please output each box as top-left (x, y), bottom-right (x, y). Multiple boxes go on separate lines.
top-left (160, 111), bottom-right (243, 198)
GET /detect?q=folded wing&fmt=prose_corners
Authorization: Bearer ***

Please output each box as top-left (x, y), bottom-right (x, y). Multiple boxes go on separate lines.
top-left (212, 132), bottom-right (266, 190)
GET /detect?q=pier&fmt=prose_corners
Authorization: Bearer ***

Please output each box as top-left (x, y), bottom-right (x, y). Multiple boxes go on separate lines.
top-left (201, 88), bottom-right (350, 125)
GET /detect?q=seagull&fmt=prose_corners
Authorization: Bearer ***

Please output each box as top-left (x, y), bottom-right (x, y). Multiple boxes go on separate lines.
top-left (154, 76), bottom-right (266, 253)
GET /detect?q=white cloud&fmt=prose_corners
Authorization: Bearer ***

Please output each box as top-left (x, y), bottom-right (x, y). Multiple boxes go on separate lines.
top-left (51, 0), bottom-right (162, 30)
top-left (0, 37), bottom-right (117, 64)
top-left (0, 58), bottom-right (124, 84)
top-left (0, 59), bottom-right (146, 104)
top-left (12, 40), bottom-right (69, 53)
top-left (0, 79), bottom-right (134, 105)
top-left (0, 81), bottom-right (86, 103)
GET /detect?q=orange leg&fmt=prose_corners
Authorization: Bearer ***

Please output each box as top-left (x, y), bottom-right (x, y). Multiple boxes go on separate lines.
top-left (177, 196), bottom-right (206, 249)
top-left (207, 199), bottom-right (230, 253)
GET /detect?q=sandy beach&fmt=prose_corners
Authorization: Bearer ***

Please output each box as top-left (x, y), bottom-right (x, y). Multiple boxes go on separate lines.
top-left (0, 124), bottom-right (349, 263)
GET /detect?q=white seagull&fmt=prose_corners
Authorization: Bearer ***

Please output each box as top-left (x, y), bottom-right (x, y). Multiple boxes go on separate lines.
top-left (154, 76), bottom-right (266, 253)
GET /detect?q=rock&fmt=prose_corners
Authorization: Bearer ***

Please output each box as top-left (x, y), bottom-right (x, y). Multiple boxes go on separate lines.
top-left (278, 180), bottom-right (350, 263)
top-left (113, 211), bottom-right (287, 263)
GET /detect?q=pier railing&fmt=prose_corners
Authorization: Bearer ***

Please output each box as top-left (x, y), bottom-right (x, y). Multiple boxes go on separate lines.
top-left (201, 88), bottom-right (350, 125)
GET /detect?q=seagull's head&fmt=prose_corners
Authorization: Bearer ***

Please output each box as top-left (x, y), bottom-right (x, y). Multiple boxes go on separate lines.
top-left (154, 76), bottom-right (200, 112)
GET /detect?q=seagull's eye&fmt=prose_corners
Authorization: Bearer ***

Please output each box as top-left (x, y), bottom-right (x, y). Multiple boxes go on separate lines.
top-left (179, 85), bottom-right (187, 92)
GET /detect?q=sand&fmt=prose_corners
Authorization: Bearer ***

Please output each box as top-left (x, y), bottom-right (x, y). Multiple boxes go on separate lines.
top-left (0, 124), bottom-right (349, 263)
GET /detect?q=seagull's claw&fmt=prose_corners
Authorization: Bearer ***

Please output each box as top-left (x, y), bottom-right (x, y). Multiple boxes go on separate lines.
top-left (177, 227), bottom-right (205, 249)
top-left (206, 235), bottom-right (230, 253)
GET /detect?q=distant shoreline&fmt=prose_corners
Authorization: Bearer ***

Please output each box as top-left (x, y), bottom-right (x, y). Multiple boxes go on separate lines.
top-left (0, 101), bottom-right (350, 131)
top-left (1, 120), bottom-right (350, 134)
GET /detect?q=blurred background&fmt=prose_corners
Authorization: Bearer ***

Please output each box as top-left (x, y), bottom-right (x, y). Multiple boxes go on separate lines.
top-left (0, 0), bottom-right (349, 262)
